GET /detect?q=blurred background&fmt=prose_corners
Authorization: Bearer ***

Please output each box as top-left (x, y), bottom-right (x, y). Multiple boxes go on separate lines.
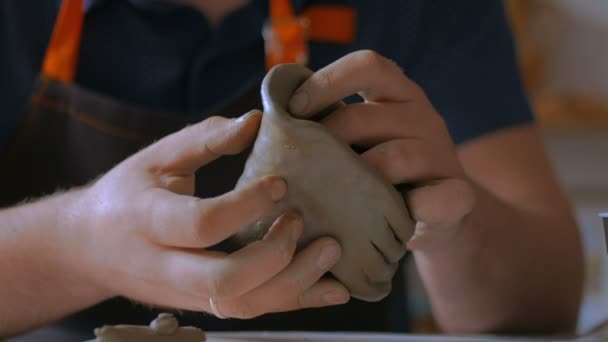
top-left (407, 0), bottom-right (608, 334)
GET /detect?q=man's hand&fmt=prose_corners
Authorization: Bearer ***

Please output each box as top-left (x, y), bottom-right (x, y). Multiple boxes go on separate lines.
top-left (289, 50), bottom-right (475, 252)
top-left (0, 111), bottom-right (349, 337)
top-left (287, 50), bottom-right (582, 334)
top-left (62, 110), bottom-right (349, 317)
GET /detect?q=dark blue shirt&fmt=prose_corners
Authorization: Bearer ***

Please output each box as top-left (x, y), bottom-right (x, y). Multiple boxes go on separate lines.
top-left (1, 0), bottom-right (533, 150)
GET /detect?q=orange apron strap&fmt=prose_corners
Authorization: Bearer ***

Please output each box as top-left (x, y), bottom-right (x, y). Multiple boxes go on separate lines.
top-left (302, 5), bottom-right (356, 44)
top-left (265, 0), bottom-right (308, 69)
top-left (41, 0), bottom-right (85, 83)
top-left (265, 0), bottom-right (357, 69)
top-left (270, 0), bottom-right (295, 19)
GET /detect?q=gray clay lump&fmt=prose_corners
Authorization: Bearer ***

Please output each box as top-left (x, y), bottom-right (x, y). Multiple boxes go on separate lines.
top-left (86, 313), bottom-right (205, 342)
top-left (234, 64), bottom-right (415, 301)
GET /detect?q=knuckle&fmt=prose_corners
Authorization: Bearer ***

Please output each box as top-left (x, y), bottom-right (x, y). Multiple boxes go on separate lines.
top-left (353, 50), bottom-right (385, 69)
top-left (202, 115), bottom-right (228, 130)
top-left (310, 69), bottom-right (333, 92)
top-left (353, 50), bottom-right (402, 79)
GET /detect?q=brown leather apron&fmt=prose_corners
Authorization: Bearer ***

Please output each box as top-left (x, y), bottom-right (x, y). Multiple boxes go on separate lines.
top-left (0, 0), bottom-right (408, 334)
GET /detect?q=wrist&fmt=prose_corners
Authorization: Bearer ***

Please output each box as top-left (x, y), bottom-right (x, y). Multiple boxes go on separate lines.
top-left (52, 188), bottom-right (115, 302)
top-left (0, 191), bottom-right (112, 335)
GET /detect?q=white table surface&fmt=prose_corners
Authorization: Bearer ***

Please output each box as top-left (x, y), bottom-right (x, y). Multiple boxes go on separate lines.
top-left (204, 330), bottom-right (607, 342)
top-left (7, 325), bottom-right (608, 342)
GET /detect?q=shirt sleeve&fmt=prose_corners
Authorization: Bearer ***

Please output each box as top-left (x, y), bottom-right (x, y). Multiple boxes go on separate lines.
top-left (403, 0), bottom-right (535, 145)
top-left (0, 0), bottom-right (57, 147)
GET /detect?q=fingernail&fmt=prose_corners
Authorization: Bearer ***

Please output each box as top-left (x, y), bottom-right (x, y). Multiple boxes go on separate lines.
top-left (289, 90), bottom-right (308, 115)
top-left (269, 178), bottom-right (287, 202)
top-left (323, 290), bottom-right (350, 305)
top-left (317, 244), bottom-right (340, 270)
top-left (235, 110), bottom-right (260, 123)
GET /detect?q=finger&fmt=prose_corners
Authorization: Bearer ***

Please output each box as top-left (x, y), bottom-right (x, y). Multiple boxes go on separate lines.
top-left (289, 50), bottom-right (422, 117)
top-left (156, 212), bottom-right (303, 299)
top-left (293, 279), bottom-right (350, 310)
top-left (215, 237), bottom-right (347, 318)
top-left (143, 175), bottom-right (286, 248)
top-left (361, 139), bottom-right (460, 184)
top-left (322, 102), bottom-right (446, 147)
top-left (405, 178), bottom-right (475, 227)
top-left (321, 102), bottom-right (437, 146)
top-left (145, 110), bottom-right (262, 175)
top-left (215, 279), bottom-right (349, 320)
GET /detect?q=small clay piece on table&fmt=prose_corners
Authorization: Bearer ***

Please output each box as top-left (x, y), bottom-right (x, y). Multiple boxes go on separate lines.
top-left (234, 64), bottom-right (415, 301)
top-left (86, 313), bottom-right (205, 342)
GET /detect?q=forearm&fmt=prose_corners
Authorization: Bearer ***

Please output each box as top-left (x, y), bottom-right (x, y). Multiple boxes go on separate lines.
top-left (0, 190), bottom-right (109, 338)
top-left (414, 183), bottom-right (583, 334)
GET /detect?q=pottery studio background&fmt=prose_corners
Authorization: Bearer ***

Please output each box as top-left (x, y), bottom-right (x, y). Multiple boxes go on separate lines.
top-left (404, 0), bottom-right (608, 335)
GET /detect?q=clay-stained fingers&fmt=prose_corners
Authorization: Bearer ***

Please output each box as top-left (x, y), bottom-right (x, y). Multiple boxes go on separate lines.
top-left (361, 139), bottom-right (460, 185)
top-left (156, 212), bottom-right (303, 299)
top-left (288, 50), bottom-right (422, 117)
top-left (142, 175), bottom-right (286, 248)
top-left (210, 237), bottom-right (347, 319)
top-left (144, 110), bottom-right (262, 175)
top-left (321, 102), bottom-right (437, 146)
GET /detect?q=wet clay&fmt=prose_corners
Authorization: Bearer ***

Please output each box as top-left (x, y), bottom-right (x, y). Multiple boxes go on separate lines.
top-left (86, 313), bottom-right (205, 342)
top-left (233, 64), bottom-right (415, 301)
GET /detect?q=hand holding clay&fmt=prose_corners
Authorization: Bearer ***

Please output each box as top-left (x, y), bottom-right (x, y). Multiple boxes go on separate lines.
top-left (57, 112), bottom-right (348, 320)
top-left (234, 63), bottom-right (416, 301)
top-left (289, 50), bottom-right (476, 253)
